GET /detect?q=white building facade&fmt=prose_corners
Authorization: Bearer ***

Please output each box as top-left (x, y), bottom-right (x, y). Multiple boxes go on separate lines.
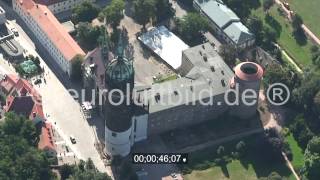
top-left (34, 0), bottom-right (96, 14)
top-left (13, 0), bottom-right (85, 76)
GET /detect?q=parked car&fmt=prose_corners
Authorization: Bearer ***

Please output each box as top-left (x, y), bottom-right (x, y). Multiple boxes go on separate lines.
top-left (34, 79), bottom-right (41, 85)
top-left (70, 135), bottom-right (76, 144)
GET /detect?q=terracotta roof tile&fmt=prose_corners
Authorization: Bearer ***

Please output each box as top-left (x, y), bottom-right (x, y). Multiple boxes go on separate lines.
top-left (17, 0), bottom-right (85, 61)
top-left (38, 122), bottom-right (55, 150)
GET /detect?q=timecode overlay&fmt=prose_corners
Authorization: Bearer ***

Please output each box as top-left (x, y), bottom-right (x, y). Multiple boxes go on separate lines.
top-left (132, 153), bottom-right (188, 164)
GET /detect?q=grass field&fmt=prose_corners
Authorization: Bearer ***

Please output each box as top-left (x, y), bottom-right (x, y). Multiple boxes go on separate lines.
top-left (286, 133), bottom-right (305, 169)
top-left (251, 4), bottom-right (314, 67)
top-left (182, 136), bottom-right (294, 180)
top-left (184, 160), bottom-right (257, 180)
top-left (286, 0), bottom-right (320, 38)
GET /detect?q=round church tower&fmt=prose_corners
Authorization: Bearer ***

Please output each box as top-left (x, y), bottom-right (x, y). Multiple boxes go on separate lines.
top-left (104, 33), bottom-right (134, 157)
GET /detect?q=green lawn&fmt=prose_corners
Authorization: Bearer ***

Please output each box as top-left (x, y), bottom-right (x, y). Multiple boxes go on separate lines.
top-left (286, 133), bottom-right (305, 169)
top-left (185, 160), bottom-right (258, 180)
top-left (153, 74), bottom-right (178, 83)
top-left (286, 0), bottom-right (320, 38)
top-left (251, 4), bottom-right (314, 67)
top-left (181, 136), bottom-right (294, 180)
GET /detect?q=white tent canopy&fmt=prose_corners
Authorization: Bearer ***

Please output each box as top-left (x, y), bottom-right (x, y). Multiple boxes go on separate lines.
top-left (138, 26), bottom-right (189, 69)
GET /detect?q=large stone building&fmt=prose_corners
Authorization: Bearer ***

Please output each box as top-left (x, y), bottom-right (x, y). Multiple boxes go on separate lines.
top-left (193, 0), bottom-right (255, 49)
top-left (84, 36), bottom-right (263, 157)
top-left (33, 0), bottom-right (95, 14)
top-left (13, 0), bottom-right (85, 77)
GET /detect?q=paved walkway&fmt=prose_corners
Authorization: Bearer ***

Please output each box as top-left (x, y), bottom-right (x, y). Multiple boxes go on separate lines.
top-left (275, 0), bottom-right (320, 46)
top-left (260, 90), bottom-right (300, 180)
top-left (282, 152), bottom-right (301, 180)
top-left (274, 43), bottom-right (303, 73)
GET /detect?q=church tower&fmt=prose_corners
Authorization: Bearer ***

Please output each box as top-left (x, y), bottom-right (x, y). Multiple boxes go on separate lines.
top-left (104, 31), bottom-right (134, 157)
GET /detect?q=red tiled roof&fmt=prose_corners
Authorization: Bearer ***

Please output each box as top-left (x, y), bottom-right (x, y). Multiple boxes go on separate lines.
top-left (38, 122), bottom-right (55, 151)
top-left (2, 75), bottom-right (43, 119)
top-left (17, 0), bottom-right (85, 61)
top-left (0, 74), bottom-right (19, 94)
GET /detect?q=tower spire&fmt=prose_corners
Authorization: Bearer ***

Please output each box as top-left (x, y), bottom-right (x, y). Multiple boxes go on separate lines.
top-left (98, 27), bottom-right (109, 63)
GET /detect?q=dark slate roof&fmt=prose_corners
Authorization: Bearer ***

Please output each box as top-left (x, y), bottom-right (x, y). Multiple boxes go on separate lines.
top-left (8, 96), bottom-right (35, 117)
top-left (132, 43), bottom-right (234, 114)
top-left (223, 22), bottom-right (254, 45)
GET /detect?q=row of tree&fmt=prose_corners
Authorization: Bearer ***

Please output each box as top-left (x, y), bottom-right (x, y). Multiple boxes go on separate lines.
top-left (59, 159), bottom-right (111, 180)
top-left (132, 0), bottom-right (174, 28)
top-left (0, 113), bottom-right (54, 179)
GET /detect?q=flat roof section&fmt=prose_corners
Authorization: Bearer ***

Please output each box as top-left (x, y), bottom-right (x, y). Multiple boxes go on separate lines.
top-left (138, 26), bottom-right (189, 69)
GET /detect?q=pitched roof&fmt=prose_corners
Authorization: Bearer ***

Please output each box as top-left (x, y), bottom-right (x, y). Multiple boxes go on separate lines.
top-left (83, 47), bottom-right (111, 89)
top-left (194, 0), bottom-right (239, 28)
top-left (223, 22), bottom-right (254, 45)
top-left (1, 74), bottom-right (44, 119)
top-left (7, 96), bottom-right (35, 117)
top-left (17, 0), bottom-right (85, 61)
top-left (38, 122), bottom-right (55, 151)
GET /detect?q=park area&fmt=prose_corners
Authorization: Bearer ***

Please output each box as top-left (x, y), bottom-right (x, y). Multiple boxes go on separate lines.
top-left (286, 0), bottom-right (320, 38)
top-left (251, 2), bottom-right (314, 68)
top-left (285, 133), bottom-right (304, 169)
top-left (181, 136), bottom-right (295, 180)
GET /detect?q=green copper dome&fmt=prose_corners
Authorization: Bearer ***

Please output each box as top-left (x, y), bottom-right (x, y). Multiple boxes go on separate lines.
top-left (106, 56), bottom-right (134, 84)
top-left (106, 30), bottom-right (134, 89)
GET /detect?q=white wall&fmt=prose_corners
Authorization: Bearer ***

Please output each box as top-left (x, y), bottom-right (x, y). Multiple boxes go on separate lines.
top-left (132, 114), bottom-right (148, 143)
top-left (48, 0), bottom-right (96, 14)
top-left (105, 127), bottom-right (132, 157)
top-left (13, 1), bottom-right (72, 76)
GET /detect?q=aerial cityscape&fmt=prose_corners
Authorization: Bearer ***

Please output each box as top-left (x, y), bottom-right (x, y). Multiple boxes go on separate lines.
top-left (0, 0), bottom-right (319, 180)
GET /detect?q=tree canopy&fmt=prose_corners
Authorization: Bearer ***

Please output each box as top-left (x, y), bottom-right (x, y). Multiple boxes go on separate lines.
top-left (0, 113), bottom-right (54, 180)
top-left (263, 63), bottom-right (300, 94)
top-left (219, 44), bottom-right (238, 67)
top-left (59, 159), bottom-right (111, 180)
top-left (100, 0), bottom-right (125, 28)
top-left (154, 0), bottom-right (174, 22)
top-left (72, 1), bottom-right (100, 24)
top-left (176, 13), bottom-right (208, 45)
top-left (71, 54), bottom-right (85, 81)
top-left (76, 22), bottom-right (103, 51)
top-left (292, 14), bottom-right (303, 30)
top-left (303, 136), bottom-right (320, 180)
top-left (263, 0), bottom-right (274, 12)
top-left (292, 69), bottom-right (320, 109)
top-left (133, 0), bottom-right (156, 27)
